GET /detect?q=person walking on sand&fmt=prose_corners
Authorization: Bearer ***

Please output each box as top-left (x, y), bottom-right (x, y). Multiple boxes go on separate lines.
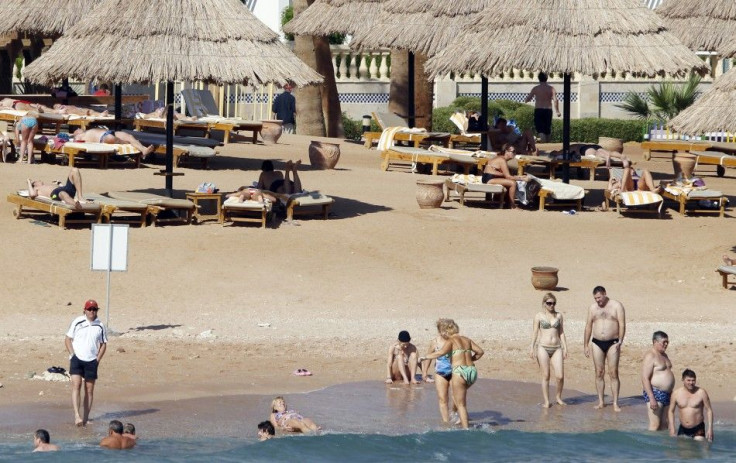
top-left (420, 319), bottom-right (484, 429)
top-left (269, 396), bottom-right (320, 434)
top-left (32, 429), bottom-right (60, 452)
top-left (272, 83), bottom-right (296, 134)
top-left (525, 72), bottom-right (560, 142)
top-left (421, 319), bottom-right (457, 422)
top-left (583, 286), bottom-right (626, 411)
top-left (65, 300), bottom-right (107, 426)
top-left (641, 331), bottom-right (674, 431)
top-left (385, 330), bottom-right (420, 384)
top-left (530, 293), bottom-right (568, 408)
top-left (100, 420), bottom-right (136, 449)
top-left (668, 369), bottom-right (714, 442)
top-left (28, 167), bottom-right (87, 209)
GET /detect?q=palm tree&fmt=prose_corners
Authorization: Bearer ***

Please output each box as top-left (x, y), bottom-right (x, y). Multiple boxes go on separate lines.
top-left (617, 74), bottom-right (702, 121)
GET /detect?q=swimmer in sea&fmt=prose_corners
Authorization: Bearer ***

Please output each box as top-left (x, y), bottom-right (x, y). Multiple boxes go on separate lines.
top-left (269, 396), bottom-right (320, 434)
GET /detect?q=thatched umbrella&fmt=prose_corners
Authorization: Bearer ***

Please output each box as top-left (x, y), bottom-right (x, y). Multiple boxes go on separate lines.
top-left (25, 0), bottom-right (322, 195)
top-left (655, 1), bottom-right (736, 57)
top-left (669, 68), bottom-right (736, 134)
top-left (0, 0), bottom-right (100, 37)
top-left (283, 0), bottom-right (384, 38)
top-left (426, 0), bottom-right (708, 181)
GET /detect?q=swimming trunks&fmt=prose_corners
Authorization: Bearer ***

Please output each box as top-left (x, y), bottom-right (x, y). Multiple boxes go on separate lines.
top-left (50, 178), bottom-right (77, 201)
top-left (269, 178), bottom-right (285, 192)
top-left (99, 130), bottom-right (115, 143)
top-left (18, 116), bottom-right (38, 130)
top-left (533, 108), bottom-right (553, 136)
top-left (578, 144), bottom-right (602, 155)
top-left (453, 365), bottom-right (477, 386)
top-left (481, 172), bottom-right (497, 184)
top-left (539, 316), bottom-right (561, 329)
top-left (541, 345), bottom-right (561, 357)
top-left (69, 355), bottom-right (99, 381)
top-left (591, 338), bottom-right (619, 354)
top-left (642, 387), bottom-right (671, 406)
top-left (677, 421), bottom-right (705, 438)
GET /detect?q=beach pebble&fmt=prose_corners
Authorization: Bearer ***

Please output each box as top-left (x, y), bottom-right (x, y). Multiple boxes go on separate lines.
top-left (198, 329), bottom-right (216, 339)
top-left (0, 383), bottom-right (3, 388)
top-left (38, 391), bottom-right (44, 396)
top-left (257, 323), bottom-right (271, 328)
top-left (116, 347), bottom-right (126, 353)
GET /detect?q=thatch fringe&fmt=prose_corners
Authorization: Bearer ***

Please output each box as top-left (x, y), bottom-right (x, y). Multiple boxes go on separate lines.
top-left (426, 0), bottom-right (709, 79)
top-left (24, 0), bottom-right (323, 87)
top-left (284, 0), bottom-right (383, 36)
top-left (669, 69), bottom-right (736, 133)
top-left (0, 0), bottom-right (100, 36)
top-left (656, 0), bottom-right (736, 57)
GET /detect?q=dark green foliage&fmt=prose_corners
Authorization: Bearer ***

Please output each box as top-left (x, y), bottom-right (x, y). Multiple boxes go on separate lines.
top-left (617, 74), bottom-right (701, 121)
top-left (548, 118), bottom-right (649, 143)
top-left (342, 113), bottom-right (381, 140)
top-left (432, 106), bottom-right (461, 134)
top-left (281, 6), bottom-right (345, 44)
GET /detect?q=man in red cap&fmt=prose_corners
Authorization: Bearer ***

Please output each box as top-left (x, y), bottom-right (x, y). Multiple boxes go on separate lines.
top-left (65, 299), bottom-right (108, 426)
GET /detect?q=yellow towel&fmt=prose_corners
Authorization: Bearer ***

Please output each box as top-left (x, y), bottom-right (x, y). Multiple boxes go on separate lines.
top-left (619, 191), bottom-right (662, 206)
top-left (108, 144), bottom-right (140, 155)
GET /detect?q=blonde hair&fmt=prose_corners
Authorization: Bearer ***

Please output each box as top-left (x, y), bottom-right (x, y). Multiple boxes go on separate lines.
top-left (542, 293), bottom-right (556, 305)
top-left (271, 396), bottom-right (285, 413)
top-left (439, 319), bottom-right (459, 337)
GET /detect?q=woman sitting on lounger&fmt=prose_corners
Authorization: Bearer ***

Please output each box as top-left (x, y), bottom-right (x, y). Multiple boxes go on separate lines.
top-left (256, 160), bottom-right (303, 201)
top-left (482, 144), bottom-right (530, 209)
top-left (608, 167), bottom-right (661, 195)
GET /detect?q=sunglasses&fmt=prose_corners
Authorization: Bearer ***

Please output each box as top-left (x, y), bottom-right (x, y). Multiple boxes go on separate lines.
top-left (85, 308), bottom-right (99, 312)
top-left (545, 301), bottom-right (556, 306)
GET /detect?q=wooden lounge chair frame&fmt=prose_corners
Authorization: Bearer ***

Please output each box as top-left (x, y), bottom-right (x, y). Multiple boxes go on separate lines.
top-left (538, 189), bottom-right (584, 211)
top-left (661, 189), bottom-right (727, 218)
top-left (603, 190), bottom-right (662, 217)
top-left (381, 147), bottom-right (487, 175)
top-left (272, 193), bottom-right (334, 221)
top-left (7, 193), bottom-right (103, 229)
top-left (364, 112), bottom-right (450, 148)
top-left (444, 179), bottom-right (505, 208)
top-left (221, 202), bottom-right (271, 228)
top-left (517, 156), bottom-right (602, 180)
top-left (716, 266), bottom-right (736, 289)
top-left (690, 150), bottom-right (736, 177)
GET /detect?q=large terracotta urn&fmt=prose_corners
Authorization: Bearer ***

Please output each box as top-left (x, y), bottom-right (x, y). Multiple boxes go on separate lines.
top-left (261, 119), bottom-right (283, 144)
top-left (309, 141), bottom-right (341, 169)
top-left (672, 152), bottom-right (697, 179)
top-left (531, 266), bottom-right (559, 290)
top-left (416, 179), bottom-right (445, 209)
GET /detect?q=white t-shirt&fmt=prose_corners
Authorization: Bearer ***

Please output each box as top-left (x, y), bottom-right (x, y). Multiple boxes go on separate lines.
top-left (66, 315), bottom-right (107, 362)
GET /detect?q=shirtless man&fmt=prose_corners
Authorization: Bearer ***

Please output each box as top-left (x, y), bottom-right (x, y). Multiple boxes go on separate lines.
top-left (122, 423), bottom-right (137, 441)
top-left (668, 369), bottom-right (714, 442)
top-left (73, 128), bottom-right (155, 158)
top-left (493, 118), bottom-right (537, 154)
top-left (525, 72), bottom-right (560, 142)
top-left (385, 330), bottom-right (420, 385)
top-left (100, 420), bottom-right (136, 450)
top-left (53, 104), bottom-right (109, 117)
top-left (27, 168), bottom-right (86, 209)
top-left (32, 429), bottom-right (60, 452)
top-left (583, 286), bottom-right (626, 411)
top-left (641, 331), bottom-right (675, 431)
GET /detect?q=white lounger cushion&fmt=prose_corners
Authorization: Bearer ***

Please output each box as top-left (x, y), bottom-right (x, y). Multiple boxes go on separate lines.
top-left (223, 196), bottom-right (272, 211)
top-left (106, 191), bottom-right (194, 209)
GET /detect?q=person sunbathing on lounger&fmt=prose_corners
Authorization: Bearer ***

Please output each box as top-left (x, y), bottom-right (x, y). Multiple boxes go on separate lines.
top-left (72, 128), bottom-right (155, 158)
top-left (27, 167), bottom-right (87, 209)
top-left (52, 104), bottom-right (109, 117)
top-left (226, 186), bottom-right (265, 203)
top-left (0, 98), bottom-right (49, 112)
top-left (608, 167), bottom-right (661, 195)
top-left (550, 143), bottom-right (630, 168)
top-left (482, 143), bottom-right (530, 209)
top-left (139, 107), bottom-right (197, 121)
top-left (256, 160), bottom-right (303, 202)
top-left (494, 118), bottom-right (536, 155)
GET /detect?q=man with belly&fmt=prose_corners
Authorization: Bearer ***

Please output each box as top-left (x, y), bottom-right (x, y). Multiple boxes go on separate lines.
top-left (583, 286), bottom-right (626, 411)
top-left (668, 369), bottom-right (714, 442)
top-left (641, 331), bottom-right (675, 430)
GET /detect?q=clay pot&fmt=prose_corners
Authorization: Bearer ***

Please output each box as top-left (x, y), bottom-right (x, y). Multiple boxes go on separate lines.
top-left (598, 137), bottom-right (624, 154)
top-left (416, 179), bottom-right (445, 209)
top-left (673, 152), bottom-right (697, 179)
top-left (260, 119), bottom-right (283, 144)
top-left (309, 141), bottom-right (341, 169)
top-left (531, 266), bottom-right (559, 290)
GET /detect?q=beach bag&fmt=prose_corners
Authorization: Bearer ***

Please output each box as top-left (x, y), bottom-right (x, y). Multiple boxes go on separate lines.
top-left (196, 182), bottom-right (216, 193)
top-left (515, 178), bottom-right (541, 206)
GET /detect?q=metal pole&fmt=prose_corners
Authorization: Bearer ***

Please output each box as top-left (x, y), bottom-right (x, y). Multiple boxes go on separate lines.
top-left (408, 51), bottom-right (415, 128)
top-left (114, 83), bottom-right (122, 129)
top-left (481, 75), bottom-right (489, 150)
top-left (105, 224), bottom-right (113, 331)
top-left (562, 73), bottom-right (571, 184)
top-left (165, 81), bottom-right (174, 197)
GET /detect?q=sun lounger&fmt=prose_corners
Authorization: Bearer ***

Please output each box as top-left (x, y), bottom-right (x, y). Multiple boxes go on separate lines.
top-left (221, 196), bottom-right (272, 228)
top-left (65, 114), bottom-right (116, 131)
top-left (271, 191), bottom-right (334, 221)
top-left (444, 176), bottom-right (505, 208)
top-left (532, 176), bottom-right (586, 211)
top-left (120, 129), bottom-right (219, 168)
top-left (105, 191), bottom-right (195, 225)
top-left (716, 265), bottom-right (736, 289)
top-left (180, 89), bottom-right (263, 144)
top-left (7, 192), bottom-right (103, 229)
top-left (690, 150), bottom-right (736, 177)
top-left (133, 117), bottom-right (211, 138)
top-left (448, 112), bottom-right (482, 149)
top-left (363, 111), bottom-right (451, 148)
top-left (85, 193), bottom-right (161, 227)
top-left (517, 154), bottom-right (602, 180)
top-left (661, 185), bottom-right (727, 217)
top-left (640, 140), bottom-right (713, 161)
top-left (33, 137), bottom-right (141, 168)
top-left (604, 190), bottom-right (663, 216)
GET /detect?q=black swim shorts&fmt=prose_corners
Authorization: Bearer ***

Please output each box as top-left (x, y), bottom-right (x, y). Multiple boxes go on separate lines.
top-left (69, 355), bottom-right (99, 381)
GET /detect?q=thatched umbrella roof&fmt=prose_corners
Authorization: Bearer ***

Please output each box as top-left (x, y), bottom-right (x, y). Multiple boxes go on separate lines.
top-left (283, 0), bottom-right (385, 38)
top-left (350, 0), bottom-right (490, 56)
top-left (24, 0), bottom-right (323, 87)
top-left (426, 0), bottom-right (709, 79)
top-left (0, 0), bottom-right (100, 37)
top-left (655, 0), bottom-right (736, 58)
top-left (669, 68), bottom-right (736, 133)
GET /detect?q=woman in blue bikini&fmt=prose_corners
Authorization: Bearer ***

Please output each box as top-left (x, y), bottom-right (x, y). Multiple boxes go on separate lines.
top-left (530, 293), bottom-right (568, 408)
top-left (15, 113), bottom-right (39, 164)
top-left (421, 319), bottom-right (484, 429)
top-left (421, 319), bottom-right (458, 424)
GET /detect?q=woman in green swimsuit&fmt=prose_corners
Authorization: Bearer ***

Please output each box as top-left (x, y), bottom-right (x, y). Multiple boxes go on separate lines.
top-left (530, 293), bottom-right (568, 408)
top-left (420, 319), bottom-right (484, 429)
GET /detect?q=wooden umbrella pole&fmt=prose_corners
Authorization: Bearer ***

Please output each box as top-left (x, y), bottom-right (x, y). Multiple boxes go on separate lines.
top-left (562, 73), bottom-right (571, 184)
top-left (114, 83), bottom-right (122, 129)
top-left (408, 51), bottom-right (415, 128)
top-left (165, 81), bottom-right (174, 197)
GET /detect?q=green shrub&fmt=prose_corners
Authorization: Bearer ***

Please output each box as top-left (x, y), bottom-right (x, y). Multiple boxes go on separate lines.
top-left (549, 118), bottom-right (648, 143)
top-left (342, 113), bottom-right (382, 140)
top-left (450, 96), bottom-right (481, 112)
top-left (432, 106), bottom-right (461, 134)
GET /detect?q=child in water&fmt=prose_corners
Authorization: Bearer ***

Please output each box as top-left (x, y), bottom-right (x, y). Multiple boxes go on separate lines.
top-left (269, 396), bottom-right (320, 433)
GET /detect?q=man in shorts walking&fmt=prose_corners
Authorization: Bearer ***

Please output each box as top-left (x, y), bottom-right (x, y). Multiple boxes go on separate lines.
top-left (65, 299), bottom-right (108, 426)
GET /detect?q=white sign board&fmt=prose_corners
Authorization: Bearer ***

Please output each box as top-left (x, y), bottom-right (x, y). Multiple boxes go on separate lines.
top-left (91, 224), bottom-right (129, 271)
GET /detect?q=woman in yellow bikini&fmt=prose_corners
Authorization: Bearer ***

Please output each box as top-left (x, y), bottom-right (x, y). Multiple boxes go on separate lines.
top-left (530, 293), bottom-right (568, 408)
top-left (420, 319), bottom-right (483, 429)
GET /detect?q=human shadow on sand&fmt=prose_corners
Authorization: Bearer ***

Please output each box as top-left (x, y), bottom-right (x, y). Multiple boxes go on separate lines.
top-left (96, 408), bottom-right (159, 421)
top-left (129, 324), bottom-right (182, 332)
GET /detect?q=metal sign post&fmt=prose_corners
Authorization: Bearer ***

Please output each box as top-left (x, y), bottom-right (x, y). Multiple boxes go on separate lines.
top-left (91, 224), bottom-right (129, 333)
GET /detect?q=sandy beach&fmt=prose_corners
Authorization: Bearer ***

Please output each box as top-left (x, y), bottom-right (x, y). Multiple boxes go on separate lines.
top-left (0, 133), bottom-right (734, 437)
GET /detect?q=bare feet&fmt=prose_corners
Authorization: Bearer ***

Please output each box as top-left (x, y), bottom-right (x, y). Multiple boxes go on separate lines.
top-left (594, 402), bottom-right (605, 410)
top-left (723, 255), bottom-right (735, 266)
top-left (143, 145), bottom-right (155, 158)
top-left (556, 398), bottom-right (567, 406)
top-left (293, 159), bottom-right (302, 169)
top-left (285, 160), bottom-right (293, 170)
top-left (613, 403), bottom-right (622, 412)
top-left (75, 417), bottom-right (84, 427)
top-left (542, 402), bottom-right (551, 408)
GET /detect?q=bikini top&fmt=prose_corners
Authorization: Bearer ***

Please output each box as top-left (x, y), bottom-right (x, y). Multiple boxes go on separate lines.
top-left (539, 316), bottom-right (561, 329)
top-left (451, 349), bottom-right (473, 356)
